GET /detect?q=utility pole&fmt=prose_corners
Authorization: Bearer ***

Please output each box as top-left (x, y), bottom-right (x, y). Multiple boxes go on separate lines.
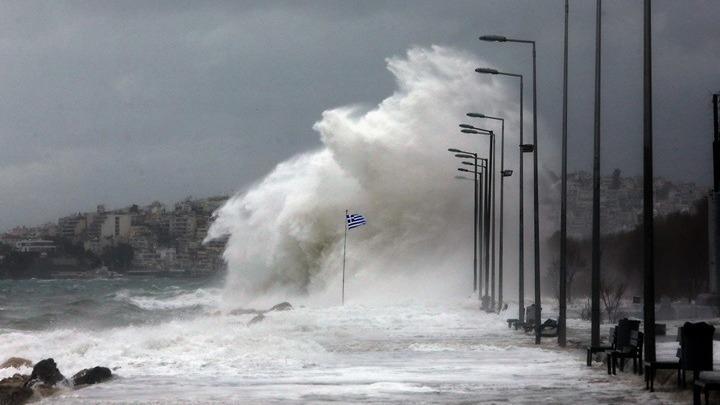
top-left (559, 0), bottom-right (569, 347)
top-left (591, 0), bottom-right (602, 348)
top-left (712, 94), bottom-right (720, 294)
top-left (642, 0), bottom-right (656, 364)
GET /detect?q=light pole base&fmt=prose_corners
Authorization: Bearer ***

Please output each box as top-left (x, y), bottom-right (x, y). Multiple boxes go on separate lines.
top-left (480, 295), bottom-right (492, 312)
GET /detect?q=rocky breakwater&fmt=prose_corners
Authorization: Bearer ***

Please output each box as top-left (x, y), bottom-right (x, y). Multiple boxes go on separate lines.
top-left (0, 357), bottom-right (113, 404)
top-left (247, 301), bottom-right (294, 326)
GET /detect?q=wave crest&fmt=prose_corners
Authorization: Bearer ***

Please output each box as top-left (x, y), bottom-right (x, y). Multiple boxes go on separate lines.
top-left (208, 45), bottom-right (523, 304)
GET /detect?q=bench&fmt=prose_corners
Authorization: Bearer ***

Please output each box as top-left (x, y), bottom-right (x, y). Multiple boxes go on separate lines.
top-left (506, 318), bottom-right (521, 329)
top-left (608, 330), bottom-right (643, 375)
top-left (694, 371), bottom-right (720, 405)
top-left (644, 360), bottom-right (680, 392)
top-left (586, 327), bottom-right (616, 367)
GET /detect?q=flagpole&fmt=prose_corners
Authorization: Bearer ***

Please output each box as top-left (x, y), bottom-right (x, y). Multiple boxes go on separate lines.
top-left (342, 209), bottom-right (348, 305)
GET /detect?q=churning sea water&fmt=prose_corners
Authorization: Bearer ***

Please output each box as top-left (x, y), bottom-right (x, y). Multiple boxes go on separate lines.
top-left (0, 278), bottom-right (686, 404)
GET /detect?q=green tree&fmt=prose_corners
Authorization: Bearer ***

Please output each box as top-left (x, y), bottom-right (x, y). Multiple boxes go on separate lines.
top-left (101, 243), bottom-right (134, 270)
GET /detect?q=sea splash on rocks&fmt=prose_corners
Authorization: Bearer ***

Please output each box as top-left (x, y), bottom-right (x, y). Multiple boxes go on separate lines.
top-left (0, 357), bottom-right (112, 404)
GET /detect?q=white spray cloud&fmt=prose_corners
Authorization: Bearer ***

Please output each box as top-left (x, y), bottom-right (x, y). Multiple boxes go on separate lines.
top-left (208, 45), bottom-right (529, 305)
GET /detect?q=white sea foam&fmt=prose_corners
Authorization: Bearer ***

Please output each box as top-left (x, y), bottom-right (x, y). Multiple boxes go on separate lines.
top-left (207, 45), bottom-right (532, 305)
top-left (113, 287), bottom-right (223, 311)
top-left (0, 301), bottom-right (691, 403)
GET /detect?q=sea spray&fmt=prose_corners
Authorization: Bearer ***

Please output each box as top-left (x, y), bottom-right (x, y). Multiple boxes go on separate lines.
top-left (207, 45), bottom-right (528, 305)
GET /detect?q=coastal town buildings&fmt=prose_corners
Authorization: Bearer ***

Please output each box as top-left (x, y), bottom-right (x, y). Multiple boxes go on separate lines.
top-left (1, 196), bottom-right (229, 277)
top-left (542, 171), bottom-right (707, 238)
top-left (14, 239), bottom-right (57, 253)
top-left (0, 171), bottom-right (706, 277)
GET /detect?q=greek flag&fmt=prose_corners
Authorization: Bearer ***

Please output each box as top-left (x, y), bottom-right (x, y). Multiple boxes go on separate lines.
top-left (346, 213), bottom-right (367, 230)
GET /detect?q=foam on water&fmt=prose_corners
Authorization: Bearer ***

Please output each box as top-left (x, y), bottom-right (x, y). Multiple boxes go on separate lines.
top-left (0, 294), bottom-right (686, 403)
top-left (113, 287), bottom-right (222, 311)
top-left (207, 45), bottom-right (531, 305)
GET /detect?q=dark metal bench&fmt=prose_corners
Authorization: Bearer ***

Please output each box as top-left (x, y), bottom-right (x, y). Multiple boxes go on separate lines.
top-left (644, 360), bottom-right (681, 392)
top-left (679, 322), bottom-right (715, 388)
top-left (608, 330), bottom-right (643, 375)
top-left (586, 327), bottom-right (615, 366)
top-left (694, 371), bottom-right (720, 405)
top-left (586, 318), bottom-right (640, 367)
top-left (646, 321), bottom-right (715, 393)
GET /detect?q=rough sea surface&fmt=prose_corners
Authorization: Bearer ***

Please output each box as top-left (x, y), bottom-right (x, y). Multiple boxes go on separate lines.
top-left (0, 278), bottom-right (696, 404)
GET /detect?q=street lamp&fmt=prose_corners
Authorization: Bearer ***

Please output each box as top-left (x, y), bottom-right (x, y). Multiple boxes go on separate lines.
top-left (461, 127), bottom-right (496, 311)
top-left (467, 112), bottom-right (507, 311)
top-left (642, 0), bottom-right (656, 365)
top-left (479, 35), bottom-right (509, 42)
top-left (480, 32), bottom-right (542, 345)
top-left (460, 158), bottom-right (489, 303)
top-left (559, 0), bottom-right (570, 348)
top-left (591, 0), bottom-right (603, 353)
top-left (475, 67), bottom-right (526, 324)
top-left (450, 148), bottom-right (480, 294)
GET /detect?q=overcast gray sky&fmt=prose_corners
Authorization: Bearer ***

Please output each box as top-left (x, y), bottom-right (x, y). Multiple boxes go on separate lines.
top-left (0, 0), bottom-right (718, 231)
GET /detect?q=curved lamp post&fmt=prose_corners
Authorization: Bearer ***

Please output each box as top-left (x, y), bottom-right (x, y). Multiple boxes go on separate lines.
top-left (450, 148), bottom-right (480, 294)
top-left (467, 112), bottom-right (509, 311)
top-left (460, 126), bottom-right (496, 311)
top-left (458, 160), bottom-right (489, 302)
top-left (480, 34), bottom-right (542, 344)
top-left (475, 67), bottom-right (526, 324)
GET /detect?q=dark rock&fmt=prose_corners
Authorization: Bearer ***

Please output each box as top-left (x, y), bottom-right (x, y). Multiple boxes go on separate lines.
top-left (248, 313), bottom-right (265, 326)
top-left (71, 367), bottom-right (112, 386)
top-left (0, 374), bottom-right (32, 405)
top-left (31, 384), bottom-right (60, 398)
top-left (268, 302), bottom-right (293, 312)
top-left (0, 375), bottom-right (28, 387)
top-left (0, 385), bottom-right (33, 405)
top-left (25, 359), bottom-right (65, 387)
top-left (0, 358), bottom-right (32, 370)
top-left (229, 308), bottom-right (260, 316)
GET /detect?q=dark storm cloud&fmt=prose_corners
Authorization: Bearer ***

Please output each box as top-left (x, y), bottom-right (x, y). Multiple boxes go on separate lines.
top-left (0, 0), bottom-right (718, 230)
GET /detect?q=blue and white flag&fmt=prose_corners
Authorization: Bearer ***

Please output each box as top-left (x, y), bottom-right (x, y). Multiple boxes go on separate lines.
top-left (346, 213), bottom-right (367, 230)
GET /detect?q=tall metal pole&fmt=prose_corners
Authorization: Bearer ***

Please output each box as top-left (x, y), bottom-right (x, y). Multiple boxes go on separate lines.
top-left (559, 0), bottom-right (569, 347)
top-left (642, 0), bottom-right (656, 364)
top-left (473, 155), bottom-right (479, 293)
top-left (452, 149), bottom-right (484, 298)
top-left (714, 93), bottom-right (720, 191)
top-left (477, 36), bottom-right (533, 328)
top-left (484, 156), bottom-right (491, 303)
top-left (479, 163), bottom-right (486, 301)
top-left (711, 94), bottom-right (720, 295)
top-left (490, 132), bottom-right (496, 311)
top-left (591, 0), bottom-right (602, 348)
top-left (342, 209), bottom-right (348, 305)
top-left (531, 40), bottom-right (541, 345)
top-left (518, 76), bottom-right (525, 323)
top-left (467, 115), bottom-right (506, 311)
top-left (499, 120), bottom-right (505, 310)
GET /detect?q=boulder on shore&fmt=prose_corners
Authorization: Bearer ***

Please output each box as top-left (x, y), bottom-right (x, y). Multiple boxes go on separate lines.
top-left (71, 367), bottom-right (112, 386)
top-left (248, 313), bottom-right (265, 326)
top-left (0, 358), bottom-right (33, 370)
top-left (0, 360), bottom-right (114, 404)
top-left (268, 302), bottom-right (293, 312)
top-left (229, 308), bottom-right (261, 316)
top-left (0, 385), bottom-right (33, 405)
top-left (25, 358), bottom-right (65, 387)
top-left (0, 374), bottom-right (32, 405)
